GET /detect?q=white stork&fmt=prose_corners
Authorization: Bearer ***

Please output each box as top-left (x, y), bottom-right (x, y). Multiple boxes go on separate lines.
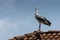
top-left (35, 8), bottom-right (51, 31)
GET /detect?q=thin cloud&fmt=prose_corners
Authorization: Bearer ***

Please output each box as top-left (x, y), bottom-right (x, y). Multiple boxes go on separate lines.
top-left (0, 0), bottom-right (16, 9)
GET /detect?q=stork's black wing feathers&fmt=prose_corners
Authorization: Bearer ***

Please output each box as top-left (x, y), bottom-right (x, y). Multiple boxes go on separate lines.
top-left (43, 17), bottom-right (51, 26)
top-left (35, 15), bottom-right (51, 26)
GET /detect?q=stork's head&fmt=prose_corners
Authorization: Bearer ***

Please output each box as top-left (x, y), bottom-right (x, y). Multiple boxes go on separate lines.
top-left (35, 8), bottom-right (39, 15)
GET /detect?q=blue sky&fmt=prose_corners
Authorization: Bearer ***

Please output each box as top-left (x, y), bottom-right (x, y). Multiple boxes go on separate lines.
top-left (0, 0), bottom-right (60, 40)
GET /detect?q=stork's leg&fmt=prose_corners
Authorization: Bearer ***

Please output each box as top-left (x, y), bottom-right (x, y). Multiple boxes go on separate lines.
top-left (39, 23), bottom-right (41, 31)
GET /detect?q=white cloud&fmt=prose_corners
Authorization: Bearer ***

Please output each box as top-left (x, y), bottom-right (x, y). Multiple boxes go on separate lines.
top-left (0, 18), bottom-right (32, 35)
top-left (0, 19), bottom-right (17, 35)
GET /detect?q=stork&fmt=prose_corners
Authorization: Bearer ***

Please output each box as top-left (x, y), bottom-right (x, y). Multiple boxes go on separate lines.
top-left (35, 8), bottom-right (51, 31)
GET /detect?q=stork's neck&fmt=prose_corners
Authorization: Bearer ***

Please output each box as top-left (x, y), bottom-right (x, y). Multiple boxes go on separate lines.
top-left (35, 8), bottom-right (39, 15)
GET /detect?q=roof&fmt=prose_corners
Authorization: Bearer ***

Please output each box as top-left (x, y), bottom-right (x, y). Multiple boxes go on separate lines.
top-left (9, 30), bottom-right (60, 40)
